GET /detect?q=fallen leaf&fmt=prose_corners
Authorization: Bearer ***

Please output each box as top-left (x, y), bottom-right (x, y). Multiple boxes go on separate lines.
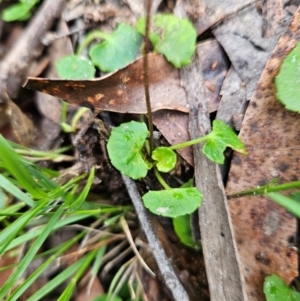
top-left (25, 41), bottom-right (228, 117)
top-left (262, 0), bottom-right (291, 38)
top-left (0, 99), bottom-right (37, 147)
top-left (226, 8), bottom-right (300, 301)
top-left (180, 0), bottom-right (254, 35)
top-left (197, 39), bottom-right (229, 112)
top-left (24, 53), bottom-right (189, 114)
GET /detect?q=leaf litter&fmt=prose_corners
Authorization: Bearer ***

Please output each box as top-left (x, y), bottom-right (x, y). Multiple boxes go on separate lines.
top-left (1, 0), bottom-right (299, 300)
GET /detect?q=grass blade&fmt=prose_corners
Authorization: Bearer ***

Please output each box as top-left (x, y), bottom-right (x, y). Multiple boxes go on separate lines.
top-left (0, 135), bottom-right (47, 199)
top-left (26, 255), bottom-right (89, 301)
top-left (0, 200), bottom-right (48, 258)
top-left (70, 166), bottom-right (95, 210)
top-left (57, 249), bottom-right (97, 301)
top-left (6, 213), bottom-right (95, 251)
top-left (7, 232), bottom-right (85, 301)
top-left (0, 205), bottom-right (65, 299)
top-left (0, 174), bottom-right (35, 207)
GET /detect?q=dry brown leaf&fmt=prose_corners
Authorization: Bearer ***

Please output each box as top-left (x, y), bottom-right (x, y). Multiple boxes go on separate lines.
top-left (180, 0), bottom-right (254, 35)
top-left (197, 39), bottom-right (229, 112)
top-left (226, 8), bottom-right (300, 301)
top-left (0, 99), bottom-right (37, 146)
top-left (262, 0), bottom-right (291, 38)
top-left (25, 53), bottom-right (189, 114)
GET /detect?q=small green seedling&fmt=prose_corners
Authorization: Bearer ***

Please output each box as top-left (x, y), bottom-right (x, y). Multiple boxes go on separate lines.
top-left (55, 14), bottom-right (197, 79)
top-left (56, 23), bottom-right (142, 78)
top-left (106, 121), bottom-right (150, 180)
top-left (1, 0), bottom-right (40, 22)
top-left (107, 119), bottom-right (245, 218)
top-left (264, 275), bottom-right (300, 301)
top-left (275, 41), bottom-right (300, 112)
top-left (136, 14), bottom-right (197, 67)
top-left (89, 23), bottom-right (142, 72)
top-left (56, 56), bottom-right (96, 80)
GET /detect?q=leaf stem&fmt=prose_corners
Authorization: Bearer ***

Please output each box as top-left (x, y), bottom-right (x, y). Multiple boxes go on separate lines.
top-left (76, 30), bottom-right (110, 56)
top-left (154, 168), bottom-right (171, 190)
top-left (143, 0), bottom-right (154, 153)
top-left (169, 135), bottom-right (208, 150)
top-left (228, 180), bottom-right (300, 198)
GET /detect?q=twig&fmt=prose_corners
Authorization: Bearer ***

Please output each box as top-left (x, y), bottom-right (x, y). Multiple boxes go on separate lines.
top-left (122, 175), bottom-right (190, 301)
top-left (0, 0), bottom-right (67, 103)
top-left (143, 0), bottom-right (154, 153)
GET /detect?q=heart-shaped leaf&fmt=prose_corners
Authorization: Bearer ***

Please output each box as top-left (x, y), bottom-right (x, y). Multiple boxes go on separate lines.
top-left (107, 121), bottom-right (149, 180)
top-left (137, 14), bottom-right (197, 68)
top-left (89, 23), bottom-right (142, 73)
top-left (143, 187), bottom-right (202, 218)
top-left (264, 274), bottom-right (300, 301)
top-left (203, 120), bottom-right (246, 164)
top-left (275, 42), bottom-right (300, 112)
top-left (55, 55), bottom-right (95, 79)
top-left (152, 147), bottom-right (176, 172)
top-left (1, 0), bottom-right (39, 22)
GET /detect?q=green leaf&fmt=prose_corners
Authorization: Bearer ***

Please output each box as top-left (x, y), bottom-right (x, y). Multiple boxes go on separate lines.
top-left (152, 147), bottom-right (176, 172)
top-left (0, 174), bottom-right (35, 207)
top-left (143, 187), bottom-right (202, 218)
top-left (107, 121), bottom-right (149, 180)
top-left (173, 215), bottom-right (201, 249)
top-left (6, 233), bottom-right (84, 301)
top-left (89, 23), bottom-right (142, 72)
top-left (203, 120), bottom-right (246, 164)
top-left (0, 135), bottom-right (47, 199)
top-left (267, 192), bottom-right (300, 218)
top-left (58, 249), bottom-right (97, 301)
top-left (0, 205), bottom-right (65, 300)
top-left (137, 14), bottom-right (197, 68)
top-left (1, 0), bottom-right (39, 22)
top-left (26, 255), bottom-right (89, 301)
top-left (172, 179), bottom-right (201, 249)
top-left (275, 42), bottom-right (300, 112)
top-left (264, 274), bottom-right (300, 301)
top-left (69, 166), bottom-right (95, 210)
top-left (56, 55), bottom-right (95, 79)
top-left (0, 200), bottom-right (47, 258)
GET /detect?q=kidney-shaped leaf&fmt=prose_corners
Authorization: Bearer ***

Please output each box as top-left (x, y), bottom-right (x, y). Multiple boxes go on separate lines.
top-left (142, 187), bottom-right (202, 218)
top-left (137, 14), bottom-right (197, 68)
top-left (107, 121), bottom-right (149, 180)
top-left (275, 42), bottom-right (300, 112)
top-left (152, 147), bottom-right (176, 172)
top-left (203, 120), bottom-right (246, 164)
top-left (89, 23), bottom-right (142, 73)
top-left (264, 274), bottom-right (300, 301)
top-left (56, 55), bottom-right (95, 79)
